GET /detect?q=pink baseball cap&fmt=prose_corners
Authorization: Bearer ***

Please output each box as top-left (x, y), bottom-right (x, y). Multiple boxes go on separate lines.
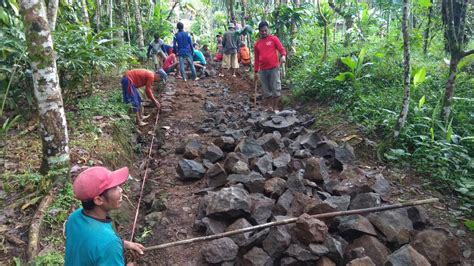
top-left (73, 166), bottom-right (129, 201)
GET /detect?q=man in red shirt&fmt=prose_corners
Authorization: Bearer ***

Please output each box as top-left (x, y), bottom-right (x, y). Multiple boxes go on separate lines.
top-left (254, 21), bottom-right (286, 112)
top-left (163, 48), bottom-right (179, 76)
top-left (121, 69), bottom-right (162, 126)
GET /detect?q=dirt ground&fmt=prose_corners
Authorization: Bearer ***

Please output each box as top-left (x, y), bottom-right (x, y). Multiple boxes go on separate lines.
top-left (0, 64), bottom-right (472, 265)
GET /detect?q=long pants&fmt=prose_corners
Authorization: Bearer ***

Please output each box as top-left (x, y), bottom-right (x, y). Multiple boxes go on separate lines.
top-left (178, 54), bottom-right (197, 80)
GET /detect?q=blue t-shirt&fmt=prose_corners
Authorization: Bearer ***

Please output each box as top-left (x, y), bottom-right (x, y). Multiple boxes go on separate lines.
top-left (65, 208), bottom-right (124, 266)
top-left (173, 31), bottom-right (193, 56)
top-left (193, 50), bottom-right (206, 65)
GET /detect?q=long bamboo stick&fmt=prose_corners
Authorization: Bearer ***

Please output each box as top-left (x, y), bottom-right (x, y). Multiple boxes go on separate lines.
top-left (144, 198), bottom-right (439, 252)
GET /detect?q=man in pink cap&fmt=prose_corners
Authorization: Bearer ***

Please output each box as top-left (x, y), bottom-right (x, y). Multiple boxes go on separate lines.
top-left (65, 166), bottom-right (144, 265)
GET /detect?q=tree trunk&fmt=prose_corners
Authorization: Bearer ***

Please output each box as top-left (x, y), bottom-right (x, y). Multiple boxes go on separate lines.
top-left (108, 0), bottom-right (113, 29)
top-left (441, 56), bottom-right (459, 121)
top-left (46, 0), bottom-right (59, 31)
top-left (20, 0), bottom-right (70, 176)
top-left (80, 0), bottom-right (90, 26)
top-left (133, 0), bottom-right (145, 49)
top-left (125, 0), bottom-right (131, 45)
top-left (95, 0), bottom-right (101, 31)
top-left (317, 0), bottom-right (328, 60)
top-left (393, 0), bottom-right (411, 139)
top-left (423, 0), bottom-right (433, 55)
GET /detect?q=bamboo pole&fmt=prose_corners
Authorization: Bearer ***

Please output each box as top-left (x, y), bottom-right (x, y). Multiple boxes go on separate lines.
top-left (144, 198), bottom-right (439, 252)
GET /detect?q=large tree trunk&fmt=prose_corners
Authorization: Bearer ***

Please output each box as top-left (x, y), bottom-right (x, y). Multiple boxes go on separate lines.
top-left (423, 0), bottom-right (433, 55)
top-left (80, 0), bottom-right (90, 26)
top-left (317, 0), bottom-right (328, 60)
top-left (125, 0), bottom-right (131, 45)
top-left (133, 0), bottom-right (145, 49)
top-left (442, 56), bottom-right (459, 121)
top-left (393, 0), bottom-right (411, 139)
top-left (46, 0), bottom-right (59, 31)
top-left (95, 0), bottom-right (101, 31)
top-left (20, 0), bottom-right (70, 176)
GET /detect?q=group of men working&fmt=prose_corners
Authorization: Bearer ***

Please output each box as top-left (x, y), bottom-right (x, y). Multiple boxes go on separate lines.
top-left (64, 23), bottom-right (286, 264)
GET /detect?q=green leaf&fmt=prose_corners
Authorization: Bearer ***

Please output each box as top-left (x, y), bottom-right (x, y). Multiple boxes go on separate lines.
top-left (465, 220), bottom-right (474, 231)
top-left (430, 127), bottom-right (435, 141)
top-left (418, 0), bottom-right (432, 8)
top-left (357, 48), bottom-right (367, 70)
top-left (340, 57), bottom-right (356, 71)
top-left (458, 54), bottom-right (474, 70)
top-left (413, 67), bottom-right (426, 87)
top-left (418, 95), bottom-right (426, 109)
top-left (334, 72), bottom-right (354, 81)
top-left (0, 7), bottom-right (9, 25)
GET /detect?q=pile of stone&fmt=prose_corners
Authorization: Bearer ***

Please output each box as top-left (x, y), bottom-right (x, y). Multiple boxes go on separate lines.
top-left (175, 99), bottom-right (461, 265)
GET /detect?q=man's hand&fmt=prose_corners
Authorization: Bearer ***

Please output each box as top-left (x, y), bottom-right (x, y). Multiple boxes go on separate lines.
top-left (280, 55), bottom-right (286, 63)
top-left (124, 240), bottom-right (145, 255)
top-left (155, 100), bottom-right (161, 109)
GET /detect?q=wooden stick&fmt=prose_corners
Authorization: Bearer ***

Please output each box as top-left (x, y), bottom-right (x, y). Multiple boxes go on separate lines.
top-left (27, 194), bottom-right (54, 261)
top-left (254, 78), bottom-right (257, 106)
top-left (144, 198), bottom-right (438, 252)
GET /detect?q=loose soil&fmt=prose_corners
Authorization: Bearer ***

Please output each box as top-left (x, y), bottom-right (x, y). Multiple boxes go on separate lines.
top-left (0, 66), bottom-right (472, 265)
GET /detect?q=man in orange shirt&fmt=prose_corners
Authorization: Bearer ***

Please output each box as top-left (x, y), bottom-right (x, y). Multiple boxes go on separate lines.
top-left (121, 69), bottom-right (163, 126)
top-left (238, 42), bottom-right (251, 66)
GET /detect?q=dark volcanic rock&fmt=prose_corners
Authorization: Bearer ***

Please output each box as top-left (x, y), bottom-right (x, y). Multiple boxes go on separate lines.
top-left (250, 193), bottom-right (275, 225)
top-left (349, 192), bottom-right (381, 210)
top-left (385, 244), bottom-right (431, 266)
top-left (257, 133), bottom-right (281, 152)
top-left (226, 218), bottom-right (252, 246)
top-left (202, 237), bottom-right (238, 264)
top-left (203, 143), bottom-right (224, 163)
top-left (324, 195), bottom-right (351, 211)
top-left (206, 186), bottom-right (251, 220)
top-left (213, 136), bottom-right (236, 151)
top-left (262, 226), bottom-right (292, 257)
top-left (206, 163), bottom-right (227, 188)
top-left (201, 217), bottom-right (227, 235)
top-left (298, 130), bottom-right (322, 150)
top-left (176, 159), bottom-right (206, 180)
top-left (253, 153), bottom-right (273, 175)
top-left (261, 113), bottom-right (299, 133)
top-left (325, 234), bottom-right (347, 263)
top-left (264, 177), bottom-right (287, 198)
top-left (336, 215), bottom-right (377, 241)
top-left (242, 247), bottom-right (273, 266)
top-left (316, 257), bottom-right (336, 266)
top-left (411, 228), bottom-right (461, 266)
top-left (345, 235), bottom-right (390, 266)
top-left (235, 138), bottom-right (266, 159)
top-left (346, 256), bottom-right (375, 266)
top-left (367, 209), bottom-right (413, 247)
top-left (184, 139), bottom-right (202, 159)
top-left (295, 214), bottom-right (328, 245)
top-left (274, 189), bottom-right (294, 216)
top-left (304, 157), bottom-right (328, 182)
top-left (285, 244), bottom-right (319, 261)
top-left (224, 152), bottom-right (250, 174)
top-left (406, 206), bottom-right (431, 230)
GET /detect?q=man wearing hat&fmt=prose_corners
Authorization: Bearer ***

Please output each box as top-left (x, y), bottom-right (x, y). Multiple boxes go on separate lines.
top-left (221, 22), bottom-right (241, 77)
top-left (121, 69), bottom-right (164, 126)
top-left (65, 166), bottom-right (145, 265)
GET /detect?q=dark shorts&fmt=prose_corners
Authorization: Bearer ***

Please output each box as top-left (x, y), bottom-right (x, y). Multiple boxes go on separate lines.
top-left (258, 67), bottom-right (281, 98)
top-left (121, 76), bottom-right (141, 112)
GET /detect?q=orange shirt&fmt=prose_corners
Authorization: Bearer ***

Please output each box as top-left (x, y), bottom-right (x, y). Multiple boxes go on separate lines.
top-left (239, 47), bottom-right (250, 64)
top-left (124, 69), bottom-right (157, 103)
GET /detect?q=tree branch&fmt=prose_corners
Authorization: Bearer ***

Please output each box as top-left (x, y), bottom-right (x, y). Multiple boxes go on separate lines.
top-left (462, 49), bottom-right (474, 58)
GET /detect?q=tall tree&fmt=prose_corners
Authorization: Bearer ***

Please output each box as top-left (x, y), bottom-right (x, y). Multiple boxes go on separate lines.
top-left (19, 0), bottom-right (70, 174)
top-left (393, 0), bottom-right (411, 139)
top-left (133, 0), bottom-right (144, 49)
top-left (317, 0), bottom-right (329, 60)
top-left (80, 0), bottom-right (90, 26)
top-left (440, 0), bottom-right (473, 121)
top-left (423, 0), bottom-right (434, 55)
top-left (95, 0), bottom-right (102, 31)
top-left (46, 0), bottom-right (59, 31)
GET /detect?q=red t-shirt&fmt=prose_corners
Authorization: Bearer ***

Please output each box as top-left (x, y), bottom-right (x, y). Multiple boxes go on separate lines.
top-left (124, 69), bottom-right (156, 103)
top-left (254, 35), bottom-right (286, 72)
top-left (163, 54), bottom-right (175, 71)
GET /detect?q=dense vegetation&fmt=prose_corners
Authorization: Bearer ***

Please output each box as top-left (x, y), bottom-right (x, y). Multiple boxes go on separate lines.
top-left (0, 0), bottom-right (472, 263)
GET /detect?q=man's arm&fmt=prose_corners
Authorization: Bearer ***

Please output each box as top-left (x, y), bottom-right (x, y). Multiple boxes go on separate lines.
top-left (188, 35), bottom-right (194, 54)
top-left (145, 78), bottom-right (160, 108)
top-left (146, 44), bottom-right (152, 58)
top-left (274, 36), bottom-right (286, 58)
top-left (173, 36), bottom-right (177, 55)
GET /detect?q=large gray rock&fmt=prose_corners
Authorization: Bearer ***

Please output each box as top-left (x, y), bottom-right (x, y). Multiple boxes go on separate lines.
top-left (176, 159), bottom-right (206, 180)
top-left (264, 177), bottom-right (287, 198)
top-left (226, 218), bottom-right (252, 246)
top-left (285, 244), bottom-right (319, 261)
top-left (263, 225), bottom-right (292, 257)
top-left (273, 189), bottom-right (294, 216)
top-left (280, 257), bottom-right (299, 266)
top-left (325, 234), bottom-right (347, 263)
top-left (224, 152), bottom-right (250, 174)
top-left (336, 215), bottom-right (377, 241)
top-left (235, 138), bottom-right (266, 159)
top-left (202, 237), bottom-right (238, 264)
top-left (213, 136), bottom-right (236, 152)
top-left (245, 172), bottom-right (266, 193)
top-left (206, 186), bottom-right (252, 220)
top-left (305, 199), bottom-right (339, 215)
top-left (289, 192), bottom-right (314, 216)
top-left (309, 244), bottom-right (329, 257)
top-left (406, 206), bottom-right (431, 230)
top-left (286, 171), bottom-right (306, 193)
top-left (370, 174), bottom-right (391, 200)
top-left (250, 193), bottom-right (275, 225)
top-left (253, 153), bottom-right (273, 175)
top-left (411, 228), bottom-right (461, 266)
top-left (346, 256), bottom-right (375, 266)
top-left (261, 113), bottom-right (299, 133)
top-left (273, 153), bottom-right (291, 177)
top-left (316, 257), bottom-right (336, 266)
top-left (324, 195), bottom-right (351, 211)
top-left (184, 139), bottom-right (202, 159)
top-left (349, 193), bottom-right (381, 210)
top-left (295, 214), bottom-right (328, 245)
top-left (201, 217), bottom-right (227, 235)
top-left (345, 235), bottom-right (390, 266)
top-left (206, 163), bottom-right (227, 188)
top-left (257, 133), bottom-right (281, 152)
top-left (203, 143), bottom-right (224, 163)
top-left (385, 244), bottom-right (431, 266)
top-left (242, 247), bottom-right (273, 266)
top-left (367, 209), bottom-right (413, 247)
top-left (298, 130), bottom-right (322, 149)
top-left (334, 143), bottom-right (355, 165)
top-left (304, 157), bottom-right (328, 182)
